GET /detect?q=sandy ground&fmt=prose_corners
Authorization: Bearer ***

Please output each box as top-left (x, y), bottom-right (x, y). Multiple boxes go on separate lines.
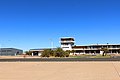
top-left (0, 62), bottom-right (120, 80)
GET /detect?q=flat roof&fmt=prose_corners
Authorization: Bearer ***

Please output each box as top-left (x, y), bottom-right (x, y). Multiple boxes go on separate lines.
top-left (75, 44), bottom-right (120, 46)
top-left (0, 48), bottom-right (23, 50)
top-left (72, 44), bottom-right (120, 48)
top-left (60, 37), bottom-right (74, 41)
top-left (30, 48), bottom-right (57, 51)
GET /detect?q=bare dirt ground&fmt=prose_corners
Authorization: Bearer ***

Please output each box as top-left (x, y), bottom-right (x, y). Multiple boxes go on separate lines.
top-left (0, 62), bottom-right (120, 80)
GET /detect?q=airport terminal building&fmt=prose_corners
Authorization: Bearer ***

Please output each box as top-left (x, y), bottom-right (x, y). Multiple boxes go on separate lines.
top-left (0, 48), bottom-right (23, 56)
top-left (30, 37), bottom-right (120, 56)
top-left (60, 37), bottom-right (120, 55)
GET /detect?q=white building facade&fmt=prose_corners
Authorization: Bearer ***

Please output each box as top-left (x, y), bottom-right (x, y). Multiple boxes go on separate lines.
top-left (60, 37), bottom-right (120, 55)
top-left (60, 37), bottom-right (75, 51)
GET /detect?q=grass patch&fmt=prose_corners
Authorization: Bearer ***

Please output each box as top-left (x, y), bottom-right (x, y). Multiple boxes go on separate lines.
top-left (70, 54), bottom-right (111, 58)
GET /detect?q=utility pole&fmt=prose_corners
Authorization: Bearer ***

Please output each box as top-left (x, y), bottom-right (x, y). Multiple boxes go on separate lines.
top-left (51, 41), bottom-right (53, 50)
top-left (50, 38), bottom-right (54, 50)
top-left (0, 44), bottom-right (1, 56)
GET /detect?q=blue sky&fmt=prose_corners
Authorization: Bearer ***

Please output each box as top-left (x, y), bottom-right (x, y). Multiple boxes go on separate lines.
top-left (0, 0), bottom-right (120, 51)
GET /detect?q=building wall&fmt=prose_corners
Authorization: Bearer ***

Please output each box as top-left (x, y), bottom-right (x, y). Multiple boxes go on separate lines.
top-left (0, 48), bottom-right (23, 56)
top-left (72, 45), bottom-right (120, 55)
top-left (60, 37), bottom-right (120, 55)
top-left (60, 37), bottom-right (75, 51)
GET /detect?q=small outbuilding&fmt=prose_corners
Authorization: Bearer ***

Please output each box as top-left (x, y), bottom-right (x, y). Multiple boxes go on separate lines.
top-left (29, 48), bottom-right (56, 56)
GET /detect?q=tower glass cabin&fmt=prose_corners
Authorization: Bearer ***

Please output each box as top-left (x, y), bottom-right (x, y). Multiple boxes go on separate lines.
top-left (60, 37), bottom-right (75, 51)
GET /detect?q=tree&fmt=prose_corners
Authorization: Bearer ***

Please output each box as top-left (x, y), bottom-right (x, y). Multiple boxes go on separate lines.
top-left (65, 50), bottom-right (70, 57)
top-left (41, 48), bottom-right (70, 57)
top-left (25, 51), bottom-right (32, 55)
top-left (49, 50), bottom-right (55, 56)
top-left (41, 49), bottom-right (52, 57)
top-left (54, 48), bottom-right (66, 57)
top-left (100, 48), bottom-right (109, 56)
top-left (71, 50), bottom-right (75, 55)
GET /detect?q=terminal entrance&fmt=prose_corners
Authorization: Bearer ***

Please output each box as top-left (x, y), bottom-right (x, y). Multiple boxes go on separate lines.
top-left (32, 51), bottom-right (39, 56)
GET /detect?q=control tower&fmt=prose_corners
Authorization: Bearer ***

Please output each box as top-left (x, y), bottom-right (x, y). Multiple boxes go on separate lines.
top-left (60, 37), bottom-right (75, 51)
